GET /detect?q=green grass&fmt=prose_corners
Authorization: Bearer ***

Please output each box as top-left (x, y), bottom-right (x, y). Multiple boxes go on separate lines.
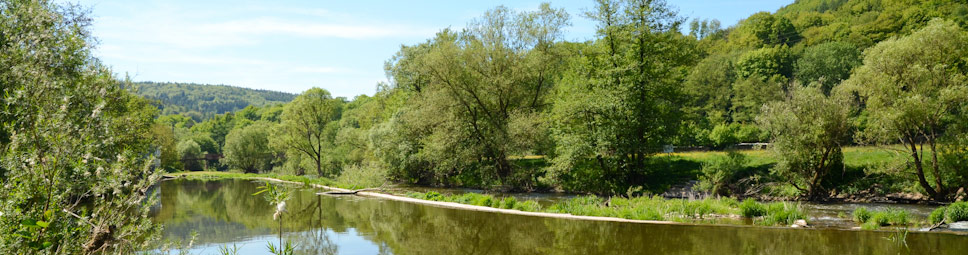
top-left (406, 191), bottom-right (542, 211)
top-left (740, 199), bottom-right (767, 217)
top-left (167, 171), bottom-right (350, 189)
top-left (852, 207), bottom-right (910, 229)
top-left (404, 191), bottom-right (806, 226)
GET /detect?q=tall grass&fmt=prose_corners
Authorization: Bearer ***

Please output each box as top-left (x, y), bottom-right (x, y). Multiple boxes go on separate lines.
top-left (852, 207), bottom-right (910, 229)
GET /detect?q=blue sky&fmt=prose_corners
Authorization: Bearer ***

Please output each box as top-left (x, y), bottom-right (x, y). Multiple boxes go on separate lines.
top-left (75, 0), bottom-right (792, 98)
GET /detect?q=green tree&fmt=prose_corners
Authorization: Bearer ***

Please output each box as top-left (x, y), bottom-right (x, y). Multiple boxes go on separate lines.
top-left (177, 139), bottom-right (204, 171)
top-left (0, 1), bottom-right (161, 253)
top-left (152, 124), bottom-right (181, 171)
top-left (758, 84), bottom-right (850, 200)
top-left (275, 88), bottom-right (342, 176)
top-left (844, 19), bottom-right (968, 201)
top-left (223, 122), bottom-right (274, 173)
top-left (734, 12), bottom-right (801, 47)
top-left (383, 4), bottom-right (568, 186)
top-left (549, 0), bottom-right (696, 194)
top-left (795, 41), bottom-right (861, 93)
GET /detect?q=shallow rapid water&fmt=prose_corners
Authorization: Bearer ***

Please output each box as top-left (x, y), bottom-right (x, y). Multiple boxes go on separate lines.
top-left (152, 179), bottom-right (968, 255)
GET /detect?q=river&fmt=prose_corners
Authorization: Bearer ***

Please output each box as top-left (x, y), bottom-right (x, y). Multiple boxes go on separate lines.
top-left (151, 179), bottom-right (968, 254)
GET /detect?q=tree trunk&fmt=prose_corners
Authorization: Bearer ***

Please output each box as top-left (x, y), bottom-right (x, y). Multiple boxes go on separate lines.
top-left (908, 138), bottom-right (939, 199)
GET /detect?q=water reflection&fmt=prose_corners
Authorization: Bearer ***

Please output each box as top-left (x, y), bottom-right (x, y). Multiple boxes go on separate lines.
top-left (153, 179), bottom-right (968, 255)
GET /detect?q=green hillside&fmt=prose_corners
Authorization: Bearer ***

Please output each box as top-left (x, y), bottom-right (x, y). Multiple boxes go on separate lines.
top-left (129, 81), bottom-right (297, 121)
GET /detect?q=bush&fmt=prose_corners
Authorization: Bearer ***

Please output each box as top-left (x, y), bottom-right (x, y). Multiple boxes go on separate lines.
top-left (760, 202), bottom-right (805, 226)
top-left (499, 197), bottom-right (517, 209)
top-left (696, 151), bottom-right (748, 196)
top-left (740, 199), bottom-right (766, 217)
top-left (852, 207), bottom-right (910, 228)
top-left (930, 207), bottom-right (947, 224)
top-left (336, 162), bottom-right (387, 189)
top-left (512, 200), bottom-right (542, 212)
top-left (946, 201), bottom-right (968, 223)
top-left (853, 207), bottom-right (871, 223)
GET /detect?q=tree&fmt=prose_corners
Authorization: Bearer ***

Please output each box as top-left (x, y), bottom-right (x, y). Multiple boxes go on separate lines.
top-left (758, 84), bottom-right (850, 200)
top-left (0, 1), bottom-right (161, 253)
top-left (734, 12), bottom-right (800, 47)
top-left (275, 88), bottom-right (342, 176)
top-left (383, 4), bottom-right (568, 187)
top-left (152, 123), bottom-right (181, 171)
top-left (223, 122), bottom-right (274, 173)
top-left (845, 19), bottom-right (968, 201)
top-left (177, 139), bottom-right (204, 171)
top-left (549, 0), bottom-right (696, 194)
top-left (795, 41), bottom-right (861, 93)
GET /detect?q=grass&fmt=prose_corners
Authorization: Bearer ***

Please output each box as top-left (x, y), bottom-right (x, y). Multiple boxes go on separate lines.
top-left (166, 171), bottom-right (351, 189)
top-left (852, 207), bottom-right (910, 229)
top-left (740, 199), bottom-right (767, 217)
top-left (406, 191), bottom-right (542, 212)
top-left (404, 191), bottom-right (806, 226)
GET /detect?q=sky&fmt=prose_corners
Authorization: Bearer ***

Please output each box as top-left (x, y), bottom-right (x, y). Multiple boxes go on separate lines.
top-left (73, 0), bottom-right (792, 98)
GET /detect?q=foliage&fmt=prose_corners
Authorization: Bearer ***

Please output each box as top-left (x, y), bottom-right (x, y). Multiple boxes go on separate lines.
top-left (929, 207), bottom-right (947, 225)
top-left (152, 124), bottom-right (181, 171)
top-left (176, 139), bottom-right (203, 171)
top-left (0, 1), bottom-right (161, 253)
top-left (274, 88), bottom-right (343, 177)
top-left (794, 41), bottom-right (861, 93)
top-left (844, 19), bottom-right (968, 201)
top-left (335, 162), bottom-right (386, 190)
top-left (852, 207), bottom-right (910, 229)
top-left (945, 202), bottom-right (968, 223)
top-left (382, 4), bottom-right (567, 187)
top-left (739, 199), bottom-right (766, 217)
top-left (759, 84), bottom-right (850, 200)
top-left (697, 151), bottom-right (748, 196)
top-left (758, 202), bottom-right (805, 226)
top-left (223, 122), bottom-right (274, 173)
top-left (548, 0), bottom-right (696, 195)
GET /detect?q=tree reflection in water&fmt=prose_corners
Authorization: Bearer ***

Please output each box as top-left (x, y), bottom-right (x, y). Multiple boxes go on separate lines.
top-left (153, 179), bottom-right (968, 255)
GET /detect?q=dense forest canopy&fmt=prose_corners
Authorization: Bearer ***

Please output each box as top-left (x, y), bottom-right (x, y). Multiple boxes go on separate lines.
top-left (130, 81), bottom-right (297, 121)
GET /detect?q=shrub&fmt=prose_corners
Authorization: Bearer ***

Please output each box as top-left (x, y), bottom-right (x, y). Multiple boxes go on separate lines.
top-left (499, 197), bottom-right (517, 209)
top-left (336, 162), bottom-right (387, 189)
top-left (740, 199), bottom-right (766, 217)
top-left (930, 207), bottom-right (947, 224)
top-left (852, 207), bottom-right (910, 228)
top-left (697, 151), bottom-right (748, 196)
top-left (853, 207), bottom-right (871, 223)
top-left (946, 202), bottom-right (968, 223)
top-left (512, 200), bottom-right (542, 212)
top-left (761, 202), bottom-right (805, 226)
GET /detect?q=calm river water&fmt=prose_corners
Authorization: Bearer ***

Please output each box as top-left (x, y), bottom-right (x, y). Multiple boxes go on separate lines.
top-left (151, 179), bottom-right (968, 255)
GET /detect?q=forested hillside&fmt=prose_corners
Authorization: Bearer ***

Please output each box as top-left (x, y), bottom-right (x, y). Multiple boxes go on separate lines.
top-left (130, 82), bottom-right (297, 121)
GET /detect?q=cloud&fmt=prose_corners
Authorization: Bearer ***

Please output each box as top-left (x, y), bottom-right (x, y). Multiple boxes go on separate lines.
top-left (200, 18), bottom-right (436, 40)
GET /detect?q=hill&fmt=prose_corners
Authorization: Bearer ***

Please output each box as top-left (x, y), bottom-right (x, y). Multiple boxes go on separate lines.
top-left (129, 82), bottom-right (297, 121)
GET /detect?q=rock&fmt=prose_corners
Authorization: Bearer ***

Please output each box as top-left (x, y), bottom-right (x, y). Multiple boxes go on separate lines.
top-left (790, 219), bottom-right (809, 228)
top-left (948, 221), bottom-right (968, 231)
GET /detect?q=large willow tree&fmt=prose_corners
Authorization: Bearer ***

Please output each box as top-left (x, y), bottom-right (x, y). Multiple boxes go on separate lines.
top-left (845, 19), bottom-right (968, 201)
top-left (548, 0), bottom-right (696, 194)
top-left (0, 1), bottom-right (161, 253)
top-left (383, 4), bottom-right (568, 187)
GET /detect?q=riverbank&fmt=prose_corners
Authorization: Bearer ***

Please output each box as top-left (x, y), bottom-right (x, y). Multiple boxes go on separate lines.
top-left (162, 171), bottom-right (952, 232)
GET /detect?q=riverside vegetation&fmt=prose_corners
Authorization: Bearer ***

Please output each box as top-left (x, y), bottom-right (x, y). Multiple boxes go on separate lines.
top-left (4, 0), bottom-right (968, 253)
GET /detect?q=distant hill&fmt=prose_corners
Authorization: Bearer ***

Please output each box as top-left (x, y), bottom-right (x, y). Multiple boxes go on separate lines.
top-left (129, 81), bottom-right (297, 121)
